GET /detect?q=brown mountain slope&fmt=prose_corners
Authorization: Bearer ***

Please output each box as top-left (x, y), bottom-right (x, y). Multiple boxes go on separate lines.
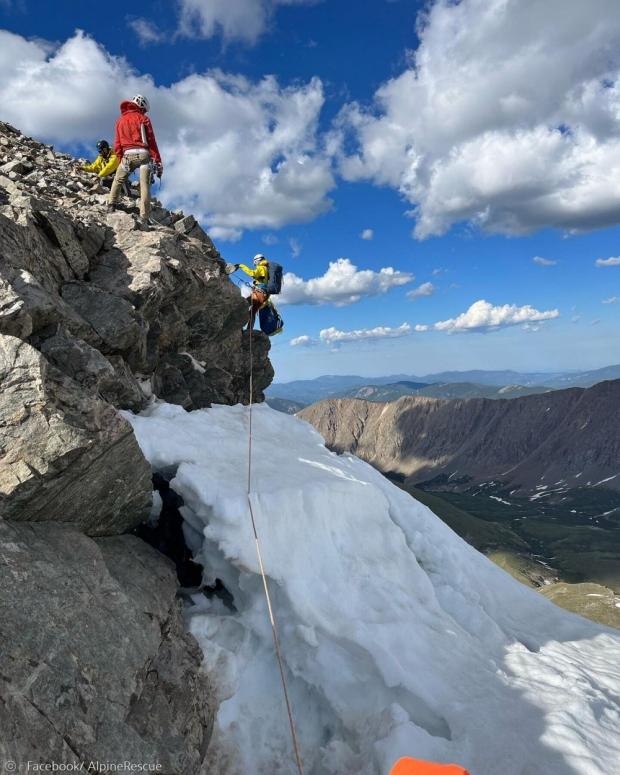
top-left (298, 379), bottom-right (620, 495)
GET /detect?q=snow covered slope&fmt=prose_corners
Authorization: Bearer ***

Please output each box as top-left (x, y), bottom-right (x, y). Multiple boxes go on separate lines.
top-left (125, 403), bottom-right (620, 775)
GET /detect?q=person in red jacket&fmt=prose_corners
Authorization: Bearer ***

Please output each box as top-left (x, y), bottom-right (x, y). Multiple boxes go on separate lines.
top-left (107, 94), bottom-right (163, 224)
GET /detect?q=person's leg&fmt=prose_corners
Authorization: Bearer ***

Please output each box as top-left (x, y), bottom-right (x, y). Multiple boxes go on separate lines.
top-left (250, 289), bottom-right (267, 328)
top-left (139, 162), bottom-right (151, 220)
top-left (109, 164), bottom-right (129, 205)
top-left (250, 295), bottom-right (259, 327)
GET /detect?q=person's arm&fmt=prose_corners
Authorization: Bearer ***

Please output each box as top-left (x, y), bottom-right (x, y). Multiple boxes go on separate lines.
top-left (98, 152), bottom-right (119, 178)
top-left (113, 118), bottom-right (123, 160)
top-left (143, 117), bottom-right (162, 166)
top-left (237, 263), bottom-right (257, 278)
top-left (82, 156), bottom-right (102, 173)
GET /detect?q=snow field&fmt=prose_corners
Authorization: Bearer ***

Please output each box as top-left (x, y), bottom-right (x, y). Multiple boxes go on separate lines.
top-left (125, 402), bottom-right (620, 775)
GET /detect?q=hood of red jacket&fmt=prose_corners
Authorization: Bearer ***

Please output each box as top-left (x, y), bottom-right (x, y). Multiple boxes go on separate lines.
top-left (120, 101), bottom-right (145, 115)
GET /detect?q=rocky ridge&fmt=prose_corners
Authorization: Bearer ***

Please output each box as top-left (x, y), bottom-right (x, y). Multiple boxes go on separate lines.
top-left (299, 379), bottom-right (620, 496)
top-left (0, 120), bottom-right (272, 770)
top-left (0, 120), bottom-right (273, 532)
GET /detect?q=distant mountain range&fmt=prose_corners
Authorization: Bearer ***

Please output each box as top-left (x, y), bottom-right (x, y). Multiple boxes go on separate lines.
top-left (298, 379), bottom-right (620, 497)
top-left (265, 397), bottom-right (306, 414)
top-left (268, 365), bottom-right (620, 405)
top-left (340, 381), bottom-right (553, 402)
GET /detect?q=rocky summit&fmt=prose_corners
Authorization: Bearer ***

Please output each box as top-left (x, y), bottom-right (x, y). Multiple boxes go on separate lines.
top-left (0, 121), bottom-right (273, 771)
top-left (0, 120), bottom-right (274, 533)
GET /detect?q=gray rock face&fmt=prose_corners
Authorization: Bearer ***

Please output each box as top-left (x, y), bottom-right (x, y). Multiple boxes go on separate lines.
top-left (0, 335), bottom-right (152, 535)
top-left (0, 119), bottom-right (273, 767)
top-left (40, 330), bottom-right (145, 412)
top-left (299, 379), bottom-right (620, 496)
top-left (0, 119), bottom-right (273, 412)
top-left (0, 521), bottom-right (214, 773)
top-left (0, 119), bottom-right (274, 528)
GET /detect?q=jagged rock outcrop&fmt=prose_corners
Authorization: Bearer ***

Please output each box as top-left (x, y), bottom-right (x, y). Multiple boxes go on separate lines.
top-left (0, 119), bottom-right (273, 531)
top-left (0, 335), bottom-right (151, 534)
top-left (0, 120), bottom-right (273, 415)
top-left (299, 379), bottom-right (620, 496)
top-left (0, 521), bottom-right (213, 772)
top-left (0, 120), bottom-right (273, 768)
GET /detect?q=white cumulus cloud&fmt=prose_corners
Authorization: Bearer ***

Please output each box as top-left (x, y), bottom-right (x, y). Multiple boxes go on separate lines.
top-left (278, 258), bottom-right (413, 306)
top-left (360, 228), bottom-right (374, 240)
top-left (289, 238), bottom-right (302, 257)
top-left (209, 226), bottom-right (243, 242)
top-left (602, 296), bottom-right (620, 304)
top-left (319, 323), bottom-right (411, 345)
top-left (428, 300), bottom-right (559, 334)
top-left (0, 29), bottom-right (334, 240)
top-left (596, 257), bottom-right (620, 267)
top-left (290, 335), bottom-right (312, 346)
top-left (178, 0), bottom-right (321, 44)
top-left (128, 18), bottom-right (165, 46)
top-left (532, 256), bottom-right (558, 266)
top-left (336, 0), bottom-right (620, 238)
top-left (407, 281), bottom-right (435, 299)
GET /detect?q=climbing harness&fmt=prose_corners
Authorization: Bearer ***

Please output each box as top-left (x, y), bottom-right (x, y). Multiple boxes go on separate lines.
top-left (245, 309), bottom-right (305, 775)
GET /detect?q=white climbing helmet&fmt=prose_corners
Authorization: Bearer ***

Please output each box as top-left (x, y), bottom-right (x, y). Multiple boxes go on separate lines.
top-left (131, 94), bottom-right (150, 112)
top-left (253, 253), bottom-right (266, 265)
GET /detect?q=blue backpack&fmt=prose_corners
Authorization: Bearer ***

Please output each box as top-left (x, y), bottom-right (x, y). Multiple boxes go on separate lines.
top-left (259, 302), bottom-right (284, 336)
top-left (265, 262), bottom-right (283, 295)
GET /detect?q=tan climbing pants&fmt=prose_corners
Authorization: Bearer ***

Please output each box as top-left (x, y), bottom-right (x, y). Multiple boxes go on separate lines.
top-left (109, 149), bottom-right (151, 219)
top-left (249, 288), bottom-right (269, 328)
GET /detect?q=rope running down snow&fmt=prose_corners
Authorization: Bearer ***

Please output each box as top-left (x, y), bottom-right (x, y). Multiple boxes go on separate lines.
top-left (245, 305), bottom-right (305, 775)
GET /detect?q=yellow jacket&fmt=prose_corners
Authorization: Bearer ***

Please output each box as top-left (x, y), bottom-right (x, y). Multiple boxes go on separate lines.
top-left (238, 261), bottom-right (269, 288)
top-left (82, 151), bottom-right (119, 178)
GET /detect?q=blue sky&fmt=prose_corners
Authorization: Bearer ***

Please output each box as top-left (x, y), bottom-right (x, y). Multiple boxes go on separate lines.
top-left (1, 0), bottom-right (619, 381)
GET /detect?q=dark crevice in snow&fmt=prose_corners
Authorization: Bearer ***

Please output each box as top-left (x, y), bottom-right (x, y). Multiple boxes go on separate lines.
top-left (132, 473), bottom-right (235, 610)
top-left (201, 578), bottom-right (236, 611)
top-left (133, 473), bottom-right (203, 588)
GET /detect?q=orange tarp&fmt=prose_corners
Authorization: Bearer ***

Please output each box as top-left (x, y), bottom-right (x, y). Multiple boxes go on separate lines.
top-left (390, 756), bottom-right (470, 775)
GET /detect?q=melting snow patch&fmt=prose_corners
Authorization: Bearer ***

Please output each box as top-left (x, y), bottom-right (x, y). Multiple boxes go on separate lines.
top-left (593, 474), bottom-right (618, 487)
top-left (489, 496), bottom-right (512, 506)
top-left (179, 351), bottom-right (206, 374)
top-left (124, 402), bottom-right (620, 775)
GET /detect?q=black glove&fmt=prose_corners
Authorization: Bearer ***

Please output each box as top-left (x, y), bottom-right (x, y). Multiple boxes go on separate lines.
top-left (155, 162), bottom-right (163, 178)
top-left (234, 263), bottom-right (240, 270)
